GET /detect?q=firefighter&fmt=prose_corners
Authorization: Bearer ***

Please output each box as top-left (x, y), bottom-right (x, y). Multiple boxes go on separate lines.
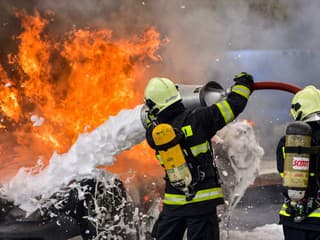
top-left (143, 73), bottom-right (253, 240)
top-left (277, 85), bottom-right (320, 240)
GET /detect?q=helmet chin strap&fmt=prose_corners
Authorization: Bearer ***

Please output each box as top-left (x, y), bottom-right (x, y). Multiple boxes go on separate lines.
top-left (295, 112), bottom-right (303, 121)
top-left (150, 107), bottom-right (159, 116)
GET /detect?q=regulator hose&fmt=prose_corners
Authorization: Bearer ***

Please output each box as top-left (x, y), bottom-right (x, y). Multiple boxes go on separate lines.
top-left (253, 81), bottom-right (302, 94)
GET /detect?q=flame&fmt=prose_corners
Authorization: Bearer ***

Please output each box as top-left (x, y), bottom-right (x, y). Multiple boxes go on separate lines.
top-left (242, 119), bottom-right (255, 128)
top-left (0, 10), bottom-right (165, 181)
top-left (0, 65), bottom-right (21, 122)
top-left (143, 194), bottom-right (150, 203)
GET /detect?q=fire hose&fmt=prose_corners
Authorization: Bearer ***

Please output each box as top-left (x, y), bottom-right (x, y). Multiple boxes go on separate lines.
top-left (141, 81), bottom-right (303, 127)
top-left (253, 81), bottom-right (302, 94)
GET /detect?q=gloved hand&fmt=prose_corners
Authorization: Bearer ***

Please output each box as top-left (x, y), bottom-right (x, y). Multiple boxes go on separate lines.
top-left (233, 72), bottom-right (254, 91)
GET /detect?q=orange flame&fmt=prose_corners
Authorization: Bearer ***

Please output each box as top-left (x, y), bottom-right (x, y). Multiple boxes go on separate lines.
top-left (0, 65), bottom-right (21, 122)
top-left (0, 10), bottom-right (165, 181)
top-left (242, 118), bottom-right (255, 128)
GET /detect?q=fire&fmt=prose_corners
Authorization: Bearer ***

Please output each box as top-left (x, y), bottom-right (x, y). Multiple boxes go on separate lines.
top-left (242, 119), bottom-right (255, 128)
top-left (0, 11), bottom-right (165, 181)
top-left (0, 65), bottom-right (21, 122)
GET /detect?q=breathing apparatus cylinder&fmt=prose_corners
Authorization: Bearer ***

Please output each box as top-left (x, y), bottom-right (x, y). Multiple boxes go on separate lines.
top-left (284, 121), bottom-right (312, 212)
top-left (151, 123), bottom-right (192, 195)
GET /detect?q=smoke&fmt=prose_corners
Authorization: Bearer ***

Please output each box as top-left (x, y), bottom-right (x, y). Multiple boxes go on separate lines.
top-left (0, 1), bottom-right (302, 78)
top-left (1, 0), bottom-right (320, 160)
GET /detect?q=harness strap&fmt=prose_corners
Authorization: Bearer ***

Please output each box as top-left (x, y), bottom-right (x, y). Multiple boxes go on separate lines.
top-left (285, 146), bottom-right (320, 154)
top-left (151, 129), bottom-right (185, 151)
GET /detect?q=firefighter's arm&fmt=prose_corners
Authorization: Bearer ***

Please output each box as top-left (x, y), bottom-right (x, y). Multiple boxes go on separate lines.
top-left (198, 72), bottom-right (253, 137)
top-left (276, 136), bottom-right (286, 177)
top-left (223, 72), bottom-right (254, 119)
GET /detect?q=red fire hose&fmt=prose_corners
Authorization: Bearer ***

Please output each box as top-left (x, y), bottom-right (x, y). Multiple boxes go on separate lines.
top-left (253, 81), bottom-right (302, 94)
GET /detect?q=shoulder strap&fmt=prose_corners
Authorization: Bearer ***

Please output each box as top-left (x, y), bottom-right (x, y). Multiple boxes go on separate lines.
top-left (153, 130), bottom-right (185, 151)
top-left (171, 110), bottom-right (198, 161)
top-left (285, 146), bottom-right (320, 154)
top-left (146, 109), bottom-right (191, 151)
top-left (171, 109), bottom-right (192, 129)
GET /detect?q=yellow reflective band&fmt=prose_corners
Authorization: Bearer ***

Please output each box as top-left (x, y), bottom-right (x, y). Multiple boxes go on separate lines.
top-left (190, 141), bottom-right (210, 157)
top-left (280, 209), bottom-right (291, 217)
top-left (310, 172), bottom-right (315, 177)
top-left (156, 153), bottom-right (164, 165)
top-left (282, 146), bottom-right (286, 159)
top-left (279, 203), bottom-right (291, 216)
top-left (308, 208), bottom-right (320, 218)
top-left (279, 204), bottom-right (320, 218)
top-left (216, 100), bottom-right (235, 124)
top-left (280, 172), bottom-right (284, 178)
top-left (163, 187), bottom-right (224, 205)
top-left (231, 85), bottom-right (251, 99)
top-left (181, 125), bottom-right (193, 137)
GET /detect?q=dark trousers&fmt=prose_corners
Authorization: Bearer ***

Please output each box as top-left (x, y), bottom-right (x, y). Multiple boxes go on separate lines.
top-left (151, 213), bottom-right (219, 240)
top-left (283, 225), bottom-right (320, 240)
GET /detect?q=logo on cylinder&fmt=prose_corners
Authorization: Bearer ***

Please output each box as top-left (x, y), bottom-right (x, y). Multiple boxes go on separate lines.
top-left (292, 157), bottom-right (309, 170)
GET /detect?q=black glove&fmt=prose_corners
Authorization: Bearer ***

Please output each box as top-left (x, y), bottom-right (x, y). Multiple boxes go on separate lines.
top-left (233, 72), bottom-right (254, 91)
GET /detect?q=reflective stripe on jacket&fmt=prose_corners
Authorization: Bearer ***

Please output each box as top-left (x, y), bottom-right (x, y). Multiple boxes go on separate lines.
top-left (280, 203), bottom-right (320, 218)
top-left (163, 187), bottom-right (224, 205)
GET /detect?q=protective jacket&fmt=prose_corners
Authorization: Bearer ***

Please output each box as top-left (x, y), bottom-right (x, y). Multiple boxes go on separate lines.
top-left (276, 121), bottom-right (320, 231)
top-left (146, 79), bottom-right (252, 216)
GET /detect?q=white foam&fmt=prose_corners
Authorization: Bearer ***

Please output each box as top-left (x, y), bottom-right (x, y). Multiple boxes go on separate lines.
top-left (3, 104), bottom-right (145, 213)
top-left (213, 121), bottom-right (264, 218)
top-left (221, 224), bottom-right (283, 240)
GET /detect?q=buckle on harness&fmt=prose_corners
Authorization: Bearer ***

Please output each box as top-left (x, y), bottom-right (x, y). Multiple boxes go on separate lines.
top-left (185, 185), bottom-right (196, 201)
top-left (195, 165), bottom-right (205, 182)
top-left (184, 168), bottom-right (207, 201)
top-left (314, 191), bottom-right (320, 208)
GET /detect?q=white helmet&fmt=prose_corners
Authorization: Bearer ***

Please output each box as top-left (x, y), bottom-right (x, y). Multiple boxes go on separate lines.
top-left (144, 77), bottom-right (181, 114)
top-left (290, 85), bottom-right (320, 121)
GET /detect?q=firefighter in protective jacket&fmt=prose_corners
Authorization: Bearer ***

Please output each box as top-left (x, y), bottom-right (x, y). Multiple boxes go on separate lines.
top-left (143, 73), bottom-right (253, 240)
top-left (277, 85), bottom-right (320, 240)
